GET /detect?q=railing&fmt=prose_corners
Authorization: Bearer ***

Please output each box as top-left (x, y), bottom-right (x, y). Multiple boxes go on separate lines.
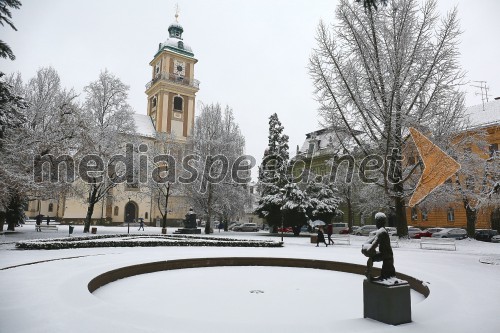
top-left (145, 71), bottom-right (200, 90)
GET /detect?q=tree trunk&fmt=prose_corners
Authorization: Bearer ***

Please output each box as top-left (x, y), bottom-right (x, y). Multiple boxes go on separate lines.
top-left (205, 183), bottom-right (212, 234)
top-left (84, 202), bottom-right (96, 233)
top-left (463, 200), bottom-right (477, 238)
top-left (346, 195), bottom-right (353, 231)
top-left (394, 194), bottom-right (408, 237)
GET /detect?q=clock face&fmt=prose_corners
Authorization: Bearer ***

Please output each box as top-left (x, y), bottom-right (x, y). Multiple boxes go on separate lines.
top-left (174, 60), bottom-right (186, 77)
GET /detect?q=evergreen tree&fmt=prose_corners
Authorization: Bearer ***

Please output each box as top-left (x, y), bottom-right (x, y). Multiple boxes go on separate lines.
top-left (0, 0), bottom-right (22, 60)
top-left (256, 113), bottom-right (290, 230)
top-left (306, 177), bottom-right (342, 224)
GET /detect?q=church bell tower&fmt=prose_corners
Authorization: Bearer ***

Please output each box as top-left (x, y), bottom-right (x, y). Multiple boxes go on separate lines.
top-left (145, 11), bottom-right (199, 140)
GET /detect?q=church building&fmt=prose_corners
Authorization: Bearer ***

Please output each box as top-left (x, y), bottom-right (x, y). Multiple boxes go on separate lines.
top-left (24, 15), bottom-right (199, 227)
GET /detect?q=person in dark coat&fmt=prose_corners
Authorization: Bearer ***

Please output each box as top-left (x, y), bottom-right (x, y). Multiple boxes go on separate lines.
top-left (35, 214), bottom-right (43, 232)
top-left (138, 218), bottom-right (145, 231)
top-left (316, 226), bottom-right (328, 247)
top-left (46, 216), bottom-right (50, 225)
top-left (326, 223), bottom-right (334, 245)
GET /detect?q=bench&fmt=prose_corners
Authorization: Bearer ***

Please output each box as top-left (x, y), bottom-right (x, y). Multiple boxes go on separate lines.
top-left (330, 234), bottom-right (351, 245)
top-left (420, 237), bottom-right (456, 251)
top-left (35, 225), bottom-right (59, 232)
top-left (310, 234), bottom-right (350, 245)
top-left (390, 235), bottom-right (399, 248)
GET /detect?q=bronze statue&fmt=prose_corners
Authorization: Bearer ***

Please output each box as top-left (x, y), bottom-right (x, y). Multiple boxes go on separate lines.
top-left (361, 212), bottom-right (396, 281)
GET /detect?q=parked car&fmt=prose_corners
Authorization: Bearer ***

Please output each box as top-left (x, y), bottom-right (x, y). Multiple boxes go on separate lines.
top-left (474, 229), bottom-right (499, 242)
top-left (413, 227), bottom-right (444, 239)
top-left (491, 235), bottom-right (500, 243)
top-left (232, 223), bottom-right (260, 232)
top-left (350, 226), bottom-right (360, 234)
top-left (368, 227), bottom-right (397, 237)
top-left (339, 227), bottom-right (350, 234)
top-left (277, 226), bottom-right (293, 233)
top-left (228, 223), bottom-right (242, 231)
top-left (330, 223), bottom-right (349, 234)
top-left (408, 227), bottom-right (423, 238)
top-left (431, 228), bottom-right (467, 239)
top-left (355, 225), bottom-right (377, 236)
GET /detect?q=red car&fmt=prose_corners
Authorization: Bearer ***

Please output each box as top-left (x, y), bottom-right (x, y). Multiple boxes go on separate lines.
top-left (339, 227), bottom-right (350, 234)
top-left (277, 227), bottom-right (293, 233)
top-left (413, 227), bottom-right (443, 239)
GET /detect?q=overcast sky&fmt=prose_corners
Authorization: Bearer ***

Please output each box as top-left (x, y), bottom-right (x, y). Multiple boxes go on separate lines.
top-left (2, 0), bottom-right (499, 179)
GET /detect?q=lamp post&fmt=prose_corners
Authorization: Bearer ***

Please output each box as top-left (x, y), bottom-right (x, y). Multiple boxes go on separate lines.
top-left (127, 197), bottom-right (131, 235)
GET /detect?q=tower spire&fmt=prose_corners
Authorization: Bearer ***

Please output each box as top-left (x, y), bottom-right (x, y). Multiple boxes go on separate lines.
top-left (175, 3), bottom-right (180, 23)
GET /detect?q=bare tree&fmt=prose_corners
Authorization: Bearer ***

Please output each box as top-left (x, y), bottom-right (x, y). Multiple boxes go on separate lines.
top-left (186, 103), bottom-right (249, 234)
top-left (1, 68), bottom-right (80, 230)
top-left (309, 0), bottom-right (466, 236)
top-left (420, 131), bottom-right (500, 236)
top-left (75, 70), bottom-right (136, 232)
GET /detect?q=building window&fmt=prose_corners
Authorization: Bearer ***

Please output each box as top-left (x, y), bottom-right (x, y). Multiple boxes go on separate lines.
top-left (48, 203), bottom-right (54, 212)
top-left (173, 96), bottom-right (183, 111)
top-left (178, 41), bottom-right (184, 49)
top-left (114, 206), bottom-right (119, 216)
top-left (411, 207), bottom-right (418, 221)
top-left (489, 143), bottom-right (498, 157)
top-left (421, 208), bottom-right (428, 221)
top-left (145, 212), bottom-right (149, 220)
top-left (447, 207), bottom-right (455, 222)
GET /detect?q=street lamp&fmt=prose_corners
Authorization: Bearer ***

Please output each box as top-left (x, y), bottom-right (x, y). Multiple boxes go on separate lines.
top-left (127, 197), bottom-right (131, 235)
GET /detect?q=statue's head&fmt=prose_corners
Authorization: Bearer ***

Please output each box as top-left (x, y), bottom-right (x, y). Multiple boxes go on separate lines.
top-left (374, 212), bottom-right (387, 229)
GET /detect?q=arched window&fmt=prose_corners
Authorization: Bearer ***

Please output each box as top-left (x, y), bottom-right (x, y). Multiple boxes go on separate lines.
top-left (173, 96), bottom-right (183, 111)
top-left (447, 208), bottom-right (455, 222)
top-left (145, 212), bottom-right (149, 220)
top-left (48, 203), bottom-right (54, 212)
top-left (178, 41), bottom-right (184, 49)
top-left (114, 206), bottom-right (119, 216)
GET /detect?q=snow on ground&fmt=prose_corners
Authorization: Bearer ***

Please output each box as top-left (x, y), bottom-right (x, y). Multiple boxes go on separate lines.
top-left (1, 224), bottom-right (500, 333)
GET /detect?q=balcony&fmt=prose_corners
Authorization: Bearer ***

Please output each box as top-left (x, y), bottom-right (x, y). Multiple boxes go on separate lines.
top-left (146, 71), bottom-right (200, 90)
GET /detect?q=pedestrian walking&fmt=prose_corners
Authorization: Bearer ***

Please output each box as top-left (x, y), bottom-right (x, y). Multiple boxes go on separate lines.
top-left (46, 216), bottom-right (50, 225)
top-left (218, 221), bottom-right (224, 233)
top-left (326, 223), bottom-right (334, 245)
top-left (35, 214), bottom-right (43, 232)
top-left (316, 226), bottom-right (328, 247)
top-left (138, 218), bottom-right (145, 231)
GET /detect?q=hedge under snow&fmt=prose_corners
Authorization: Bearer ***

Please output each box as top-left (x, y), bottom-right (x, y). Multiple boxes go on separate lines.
top-left (15, 234), bottom-right (283, 250)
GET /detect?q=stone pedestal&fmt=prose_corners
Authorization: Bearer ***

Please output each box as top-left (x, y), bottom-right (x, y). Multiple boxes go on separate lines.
top-left (173, 228), bottom-right (201, 234)
top-left (363, 278), bottom-right (411, 325)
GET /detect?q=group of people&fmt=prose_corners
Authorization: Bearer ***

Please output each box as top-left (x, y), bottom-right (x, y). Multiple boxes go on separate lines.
top-left (315, 223), bottom-right (334, 247)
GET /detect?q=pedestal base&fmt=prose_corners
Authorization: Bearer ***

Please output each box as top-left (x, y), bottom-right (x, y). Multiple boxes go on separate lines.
top-left (363, 278), bottom-right (411, 325)
top-left (173, 228), bottom-right (201, 234)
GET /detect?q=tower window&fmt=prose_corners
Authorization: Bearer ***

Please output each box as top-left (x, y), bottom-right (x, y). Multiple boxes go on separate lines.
top-left (178, 41), bottom-right (184, 49)
top-left (173, 96), bottom-right (183, 111)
